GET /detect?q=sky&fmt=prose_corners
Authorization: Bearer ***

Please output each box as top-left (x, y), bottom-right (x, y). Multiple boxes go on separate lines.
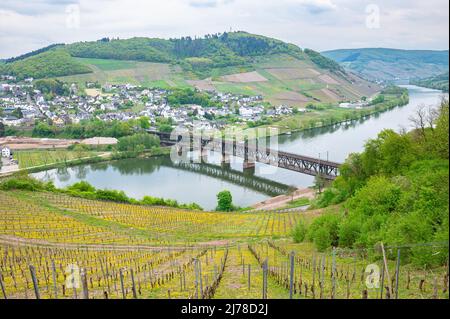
top-left (0, 0), bottom-right (448, 59)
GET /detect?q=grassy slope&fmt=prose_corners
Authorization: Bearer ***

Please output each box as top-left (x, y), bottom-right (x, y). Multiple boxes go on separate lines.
top-left (322, 48), bottom-right (449, 81)
top-left (1, 32), bottom-right (379, 105)
top-left (60, 53), bottom-right (378, 107)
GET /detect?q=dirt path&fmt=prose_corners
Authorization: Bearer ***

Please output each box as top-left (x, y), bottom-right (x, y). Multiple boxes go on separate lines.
top-left (250, 187), bottom-right (316, 211)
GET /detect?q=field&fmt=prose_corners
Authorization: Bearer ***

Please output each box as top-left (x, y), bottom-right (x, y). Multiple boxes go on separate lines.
top-left (57, 54), bottom-right (379, 108)
top-left (58, 58), bottom-right (191, 89)
top-left (13, 150), bottom-right (101, 169)
top-left (0, 189), bottom-right (447, 299)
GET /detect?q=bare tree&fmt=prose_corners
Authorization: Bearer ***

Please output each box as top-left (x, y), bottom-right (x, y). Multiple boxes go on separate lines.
top-left (409, 104), bottom-right (428, 140)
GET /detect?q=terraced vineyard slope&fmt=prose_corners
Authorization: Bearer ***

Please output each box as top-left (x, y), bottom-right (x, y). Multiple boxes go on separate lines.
top-left (0, 189), bottom-right (447, 299)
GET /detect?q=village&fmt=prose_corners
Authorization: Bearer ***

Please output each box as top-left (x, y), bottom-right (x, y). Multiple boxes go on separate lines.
top-left (0, 75), bottom-right (295, 132)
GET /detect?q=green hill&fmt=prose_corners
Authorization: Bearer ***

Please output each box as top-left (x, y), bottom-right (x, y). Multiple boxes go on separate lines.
top-left (411, 72), bottom-right (449, 92)
top-left (0, 50), bottom-right (91, 79)
top-left (0, 32), bottom-right (379, 107)
top-left (322, 48), bottom-right (449, 81)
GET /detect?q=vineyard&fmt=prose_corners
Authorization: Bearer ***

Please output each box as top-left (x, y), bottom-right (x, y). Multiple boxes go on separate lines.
top-left (0, 189), bottom-right (448, 299)
top-left (13, 150), bottom-right (100, 169)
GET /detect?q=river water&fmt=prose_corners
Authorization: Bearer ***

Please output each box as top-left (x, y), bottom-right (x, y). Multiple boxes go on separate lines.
top-left (33, 85), bottom-right (446, 210)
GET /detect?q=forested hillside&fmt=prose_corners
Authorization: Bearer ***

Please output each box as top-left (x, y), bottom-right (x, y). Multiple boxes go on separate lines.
top-left (322, 48), bottom-right (449, 81)
top-left (411, 72), bottom-right (449, 92)
top-left (4, 43), bottom-right (64, 63)
top-left (0, 50), bottom-right (92, 79)
top-left (0, 32), bottom-right (344, 79)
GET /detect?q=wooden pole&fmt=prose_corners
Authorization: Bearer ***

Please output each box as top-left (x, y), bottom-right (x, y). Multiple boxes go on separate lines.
top-left (81, 269), bottom-right (89, 299)
top-left (433, 277), bottom-right (438, 299)
top-left (380, 263), bottom-right (385, 299)
top-left (380, 243), bottom-right (392, 299)
top-left (199, 261), bottom-right (203, 297)
top-left (51, 260), bottom-right (58, 299)
top-left (119, 269), bottom-right (126, 299)
top-left (395, 249), bottom-right (401, 299)
top-left (331, 248), bottom-right (336, 299)
top-left (0, 270), bottom-right (7, 299)
top-left (262, 259), bottom-right (268, 299)
top-left (130, 268), bottom-right (137, 299)
top-left (194, 258), bottom-right (199, 299)
top-left (289, 251), bottom-right (295, 299)
top-left (29, 265), bottom-right (40, 300)
top-left (248, 265), bottom-right (251, 290)
top-left (71, 266), bottom-right (77, 299)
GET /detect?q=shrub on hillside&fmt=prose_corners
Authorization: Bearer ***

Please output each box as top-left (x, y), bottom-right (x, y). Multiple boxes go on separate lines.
top-left (292, 219), bottom-right (308, 243)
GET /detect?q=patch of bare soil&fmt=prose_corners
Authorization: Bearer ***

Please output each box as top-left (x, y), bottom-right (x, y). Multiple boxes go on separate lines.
top-left (318, 74), bottom-right (340, 85)
top-left (221, 71), bottom-right (268, 83)
top-left (320, 88), bottom-right (341, 100)
top-left (187, 79), bottom-right (216, 91)
top-left (251, 188), bottom-right (315, 211)
top-left (265, 67), bottom-right (321, 80)
top-left (0, 137), bottom-right (80, 150)
top-left (274, 91), bottom-right (309, 102)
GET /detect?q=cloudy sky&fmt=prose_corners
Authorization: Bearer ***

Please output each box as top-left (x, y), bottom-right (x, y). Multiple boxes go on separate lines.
top-left (0, 0), bottom-right (448, 58)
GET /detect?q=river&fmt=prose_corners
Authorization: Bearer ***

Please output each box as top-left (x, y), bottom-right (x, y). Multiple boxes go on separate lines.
top-left (33, 85), bottom-right (447, 210)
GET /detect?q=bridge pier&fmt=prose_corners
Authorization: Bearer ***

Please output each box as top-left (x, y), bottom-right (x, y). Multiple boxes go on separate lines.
top-left (243, 160), bottom-right (256, 175)
top-left (221, 153), bottom-right (231, 169)
top-left (243, 138), bottom-right (256, 174)
top-left (176, 145), bottom-right (183, 157)
top-left (201, 147), bottom-right (209, 163)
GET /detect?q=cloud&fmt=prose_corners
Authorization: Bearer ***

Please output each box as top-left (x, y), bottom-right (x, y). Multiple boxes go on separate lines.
top-left (288, 0), bottom-right (337, 14)
top-left (189, 0), bottom-right (234, 8)
top-left (0, 0), bottom-right (448, 58)
top-left (0, 0), bottom-right (78, 15)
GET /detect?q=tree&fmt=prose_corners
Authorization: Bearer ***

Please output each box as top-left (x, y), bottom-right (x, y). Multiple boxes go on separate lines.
top-left (139, 116), bottom-right (151, 130)
top-left (0, 122), bottom-right (5, 137)
top-left (117, 133), bottom-right (160, 152)
top-left (12, 108), bottom-right (23, 119)
top-left (159, 123), bottom-right (173, 133)
top-left (313, 173), bottom-right (327, 194)
top-left (216, 190), bottom-right (233, 212)
top-left (430, 98), bottom-right (449, 159)
top-left (287, 185), bottom-right (297, 202)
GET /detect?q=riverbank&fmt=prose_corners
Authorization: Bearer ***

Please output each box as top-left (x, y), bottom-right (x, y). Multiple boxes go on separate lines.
top-left (259, 86), bottom-right (410, 136)
top-left (0, 147), bottom-right (172, 178)
top-left (0, 152), bottom-right (111, 177)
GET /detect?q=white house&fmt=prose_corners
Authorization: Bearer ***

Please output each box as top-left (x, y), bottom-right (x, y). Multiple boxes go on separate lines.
top-left (1, 147), bottom-right (11, 158)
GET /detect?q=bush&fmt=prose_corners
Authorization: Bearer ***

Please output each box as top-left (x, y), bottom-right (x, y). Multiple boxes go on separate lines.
top-left (67, 181), bottom-right (96, 193)
top-left (292, 219), bottom-right (308, 243)
top-left (60, 181), bottom-right (203, 210)
top-left (95, 189), bottom-right (130, 203)
top-left (117, 133), bottom-right (160, 152)
top-left (338, 218), bottom-right (361, 248)
top-left (306, 213), bottom-right (342, 251)
top-left (314, 227), bottom-right (333, 252)
top-left (216, 190), bottom-right (234, 212)
top-left (0, 176), bottom-right (54, 192)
